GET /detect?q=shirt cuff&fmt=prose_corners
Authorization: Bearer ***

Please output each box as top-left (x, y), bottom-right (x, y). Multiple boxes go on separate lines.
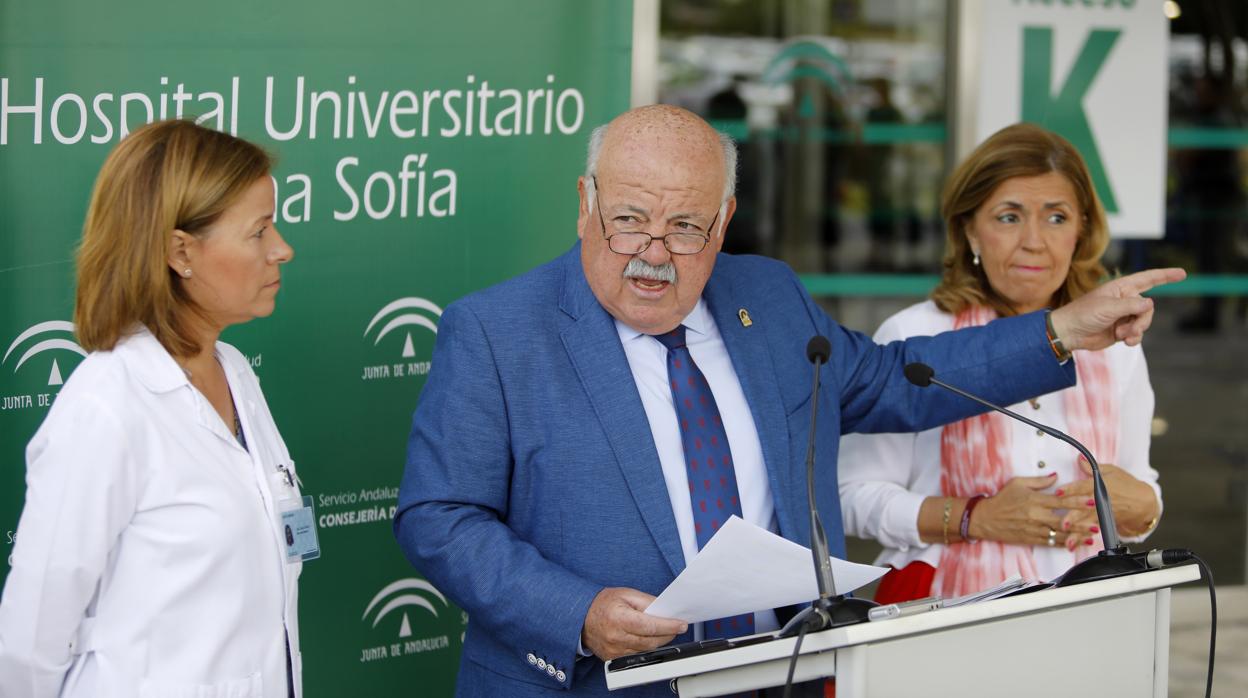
top-left (879, 489), bottom-right (930, 550)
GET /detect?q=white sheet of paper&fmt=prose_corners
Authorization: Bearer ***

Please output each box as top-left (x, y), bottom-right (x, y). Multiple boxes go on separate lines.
top-left (645, 516), bottom-right (888, 623)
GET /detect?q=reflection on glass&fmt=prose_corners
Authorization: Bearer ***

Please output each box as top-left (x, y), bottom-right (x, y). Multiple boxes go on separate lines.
top-left (659, 0), bottom-right (948, 273)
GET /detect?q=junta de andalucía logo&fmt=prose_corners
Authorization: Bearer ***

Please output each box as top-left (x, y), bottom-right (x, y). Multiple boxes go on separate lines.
top-left (3, 320), bottom-right (86, 411)
top-left (360, 297), bottom-right (441, 381)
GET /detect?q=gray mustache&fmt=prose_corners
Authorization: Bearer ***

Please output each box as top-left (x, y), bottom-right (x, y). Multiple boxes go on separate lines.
top-left (623, 258), bottom-right (677, 284)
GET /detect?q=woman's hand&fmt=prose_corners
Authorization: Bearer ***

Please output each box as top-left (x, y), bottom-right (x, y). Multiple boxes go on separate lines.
top-left (966, 473), bottom-right (1064, 546)
top-left (1053, 458), bottom-right (1160, 549)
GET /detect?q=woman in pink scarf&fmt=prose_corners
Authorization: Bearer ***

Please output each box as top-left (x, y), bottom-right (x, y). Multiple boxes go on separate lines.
top-left (838, 124), bottom-right (1163, 603)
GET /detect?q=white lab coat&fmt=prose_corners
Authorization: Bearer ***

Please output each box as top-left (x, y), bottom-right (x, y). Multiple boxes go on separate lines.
top-left (0, 327), bottom-right (302, 698)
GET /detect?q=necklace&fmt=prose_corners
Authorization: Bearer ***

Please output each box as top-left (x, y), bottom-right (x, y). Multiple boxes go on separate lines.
top-left (178, 357), bottom-right (245, 447)
top-left (233, 403), bottom-right (247, 448)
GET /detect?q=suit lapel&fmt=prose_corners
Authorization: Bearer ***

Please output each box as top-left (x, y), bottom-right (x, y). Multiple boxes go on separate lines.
top-left (702, 266), bottom-right (796, 538)
top-left (558, 248), bottom-right (686, 577)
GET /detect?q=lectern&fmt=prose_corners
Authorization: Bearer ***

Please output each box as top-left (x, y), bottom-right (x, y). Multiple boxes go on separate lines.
top-left (605, 565), bottom-right (1200, 697)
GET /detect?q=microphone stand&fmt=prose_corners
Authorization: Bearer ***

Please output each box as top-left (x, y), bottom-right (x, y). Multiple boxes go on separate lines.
top-left (908, 363), bottom-right (1147, 586)
top-left (778, 340), bottom-right (875, 638)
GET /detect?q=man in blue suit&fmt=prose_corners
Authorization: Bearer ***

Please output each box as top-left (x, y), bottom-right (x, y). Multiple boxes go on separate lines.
top-left (394, 105), bottom-right (1181, 696)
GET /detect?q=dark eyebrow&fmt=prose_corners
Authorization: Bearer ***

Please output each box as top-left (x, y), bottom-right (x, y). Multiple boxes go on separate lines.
top-left (992, 200), bottom-right (1071, 210)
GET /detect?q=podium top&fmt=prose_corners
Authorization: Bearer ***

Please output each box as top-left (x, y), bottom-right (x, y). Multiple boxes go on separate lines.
top-left (605, 564), bottom-right (1201, 691)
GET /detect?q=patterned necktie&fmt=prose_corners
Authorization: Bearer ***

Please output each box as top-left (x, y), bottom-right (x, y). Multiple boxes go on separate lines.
top-left (653, 326), bottom-right (753, 639)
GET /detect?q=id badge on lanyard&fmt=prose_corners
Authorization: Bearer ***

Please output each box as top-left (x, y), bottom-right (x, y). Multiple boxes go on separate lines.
top-left (276, 463), bottom-right (321, 563)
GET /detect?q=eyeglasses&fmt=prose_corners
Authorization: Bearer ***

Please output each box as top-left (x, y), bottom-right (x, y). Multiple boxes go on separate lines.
top-left (592, 176), bottom-right (716, 256)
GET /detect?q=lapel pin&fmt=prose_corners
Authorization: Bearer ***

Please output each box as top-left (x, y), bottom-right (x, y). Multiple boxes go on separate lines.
top-left (738, 308), bottom-right (753, 327)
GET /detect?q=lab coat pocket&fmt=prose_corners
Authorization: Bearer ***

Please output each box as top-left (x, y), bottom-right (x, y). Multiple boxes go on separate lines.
top-left (138, 671), bottom-right (263, 698)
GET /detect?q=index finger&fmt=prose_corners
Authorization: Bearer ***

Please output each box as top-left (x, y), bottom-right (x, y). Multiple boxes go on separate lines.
top-left (1030, 493), bottom-right (1067, 510)
top-left (1114, 267), bottom-right (1187, 295)
top-left (1052, 480), bottom-right (1094, 497)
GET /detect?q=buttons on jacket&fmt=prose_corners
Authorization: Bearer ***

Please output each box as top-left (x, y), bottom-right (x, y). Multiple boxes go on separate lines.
top-left (525, 652), bottom-right (567, 684)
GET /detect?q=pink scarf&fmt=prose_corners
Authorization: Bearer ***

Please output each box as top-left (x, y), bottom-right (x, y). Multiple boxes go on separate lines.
top-left (932, 305), bottom-right (1117, 598)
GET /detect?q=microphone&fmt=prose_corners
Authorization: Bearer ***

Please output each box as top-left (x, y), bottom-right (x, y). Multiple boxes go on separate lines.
top-left (778, 337), bottom-right (876, 637)
top-left (903, 362), bottom-right (933, 387)
top-left (803, 337), bottom-right (836, 602)
top-left (806, 335), bottom-right (831, 364)
top-left (903, 362), bottom-right (1146, 586)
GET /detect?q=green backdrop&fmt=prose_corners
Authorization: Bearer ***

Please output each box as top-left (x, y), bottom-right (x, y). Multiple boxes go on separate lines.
top-left (0, 1), bottom-right (633, 694)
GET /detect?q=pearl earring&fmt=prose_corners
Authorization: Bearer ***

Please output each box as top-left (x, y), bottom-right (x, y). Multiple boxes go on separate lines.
top-left (183, 268), bottom-right (192, 278)
top-left (972, 253), bottom-right (980, 267)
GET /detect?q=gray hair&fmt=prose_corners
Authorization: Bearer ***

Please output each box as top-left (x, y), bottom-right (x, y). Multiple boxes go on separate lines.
top-left (584, 123), bottom-right (738, 213)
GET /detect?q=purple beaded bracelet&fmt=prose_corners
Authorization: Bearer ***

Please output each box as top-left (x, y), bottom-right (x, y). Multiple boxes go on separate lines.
top-left (960, 494), bottom-right (987, 542)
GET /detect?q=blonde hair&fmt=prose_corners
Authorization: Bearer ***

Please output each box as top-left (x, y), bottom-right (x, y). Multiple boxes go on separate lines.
top-left (931, 123), bottom-right (1109, 316)
top-left (75, 120), bottom-right (272, 356)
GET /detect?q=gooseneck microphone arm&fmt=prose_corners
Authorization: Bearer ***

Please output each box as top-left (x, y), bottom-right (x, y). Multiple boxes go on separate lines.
top-left (805, 337), bottom-right (837, 600)
top-left (778, 337), bottom-right (876, 640)
top-left (902, 363), bottom-right (1121, 551)
top-left (903, 362), bottom-right (1148, 586)
top-left (903, 362), bottom-right (1210, 694)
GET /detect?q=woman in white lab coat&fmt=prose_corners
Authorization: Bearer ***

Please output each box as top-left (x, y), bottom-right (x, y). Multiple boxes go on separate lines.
top-left (0, 120), bottom-right (303, 697)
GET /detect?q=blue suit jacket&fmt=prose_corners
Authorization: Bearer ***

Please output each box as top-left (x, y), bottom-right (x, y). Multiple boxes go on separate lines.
top-left (395, 244), bottom-right (1074, 696)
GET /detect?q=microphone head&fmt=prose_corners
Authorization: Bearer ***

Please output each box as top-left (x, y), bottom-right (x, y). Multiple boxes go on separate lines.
top-left (904, 362), bottom-right (934, 387)
top-left (806, 336), bottom-right (832, 364)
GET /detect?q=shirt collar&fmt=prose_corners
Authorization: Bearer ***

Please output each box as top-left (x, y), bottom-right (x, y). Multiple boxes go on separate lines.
top-left (613, 298), bottom-right (712, 345)
top-left (113, 325), bottom-right (189, 394)
top-left (116, 325), bottom-right (236, 394)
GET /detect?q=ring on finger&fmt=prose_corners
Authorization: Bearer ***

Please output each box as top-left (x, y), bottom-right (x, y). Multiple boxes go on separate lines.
top-left (1046, 528), bottom-right (1057, 547)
